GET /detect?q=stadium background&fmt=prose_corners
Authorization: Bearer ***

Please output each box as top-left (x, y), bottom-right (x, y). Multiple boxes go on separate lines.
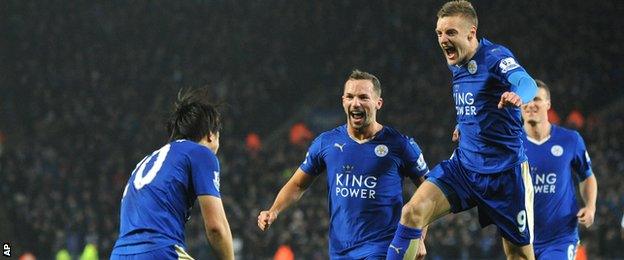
top-left (1, 0), bottom-right (623, 259)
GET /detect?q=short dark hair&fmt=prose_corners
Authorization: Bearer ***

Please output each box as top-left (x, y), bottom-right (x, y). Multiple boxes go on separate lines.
top-left (347, 69), bottom-right (382, 97)
top-left (534, 79), bottom-right (551, 100)
top-left (437, 0), bottom-right (478, 28)
top-left (167, 88), bottom-right (222, 142)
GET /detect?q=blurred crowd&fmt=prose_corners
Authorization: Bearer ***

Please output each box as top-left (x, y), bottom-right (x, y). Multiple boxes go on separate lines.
top-left (1, 0), bottom-right (622, 259)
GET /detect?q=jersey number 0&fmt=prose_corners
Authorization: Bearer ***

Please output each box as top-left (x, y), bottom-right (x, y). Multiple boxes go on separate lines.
top-left (122, 144), bottom-right (171, 198)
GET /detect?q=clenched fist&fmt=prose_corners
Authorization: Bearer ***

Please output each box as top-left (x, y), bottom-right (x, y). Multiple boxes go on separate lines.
top-left (257, 210), bottom-right (278, 231)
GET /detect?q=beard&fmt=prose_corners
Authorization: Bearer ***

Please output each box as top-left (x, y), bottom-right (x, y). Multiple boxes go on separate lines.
top-left (348, 117), bottom-right (370, 131)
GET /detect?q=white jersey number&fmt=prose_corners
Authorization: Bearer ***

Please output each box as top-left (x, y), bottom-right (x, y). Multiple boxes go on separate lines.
top-left (517, 210), bottom-right (527, 233)
top-left (122, 144), bottom-right (171, 198)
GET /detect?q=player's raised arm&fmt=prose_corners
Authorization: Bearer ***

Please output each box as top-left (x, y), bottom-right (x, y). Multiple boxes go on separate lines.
top-left (257, 168), bottom-right (316, 231)
top-left (498, 70), bottom-right (538, 109)
top-left (198, 195), bottom-right (234, 260)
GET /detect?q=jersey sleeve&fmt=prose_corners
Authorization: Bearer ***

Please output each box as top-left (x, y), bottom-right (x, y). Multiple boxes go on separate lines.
top-left (399, 136), bottom-right (429, 179)
top-left (189, 146), bottom-right (221, 197)
top-left (487, 47), bottom-right (527, 82)
top-left (571, 131), bottom-right (593, 181)
top-left (299, 135), bottom-right (326, 176)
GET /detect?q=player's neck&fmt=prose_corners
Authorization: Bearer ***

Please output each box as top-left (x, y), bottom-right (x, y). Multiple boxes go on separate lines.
top-left (524, 121), bottom-right (552, 141)
top-left (348, 122), bottom-right (383, 143)
top-left (457, 39), bottom-right (479, 66)
top-left (198, 137), bottom-right (218, 154)
top-left (466, 39), bottom-right (480, 62)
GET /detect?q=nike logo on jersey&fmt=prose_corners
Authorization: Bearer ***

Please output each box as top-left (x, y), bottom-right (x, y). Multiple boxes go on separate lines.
top-left (389, 244), bottom-right (402, 254)
top-left (334, 143), bottom-right (346, 152)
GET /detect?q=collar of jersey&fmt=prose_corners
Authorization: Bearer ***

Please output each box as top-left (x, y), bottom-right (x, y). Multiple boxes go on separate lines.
top-left (526, 135), bottom-right (551, 145)
top-left (345, 125), bottom-right (385, 144)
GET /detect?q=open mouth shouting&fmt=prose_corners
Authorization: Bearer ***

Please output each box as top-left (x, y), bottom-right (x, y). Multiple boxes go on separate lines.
top-left (442, 45), bottom-right (457, 62)
top-left (349, 110), bottom-right (366, 125)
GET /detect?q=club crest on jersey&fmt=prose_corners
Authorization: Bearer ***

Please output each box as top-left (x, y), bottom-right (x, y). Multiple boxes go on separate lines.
top-left (467, 60), bottom-right (477, 74)
top-left (374, 144), bottom-right (388, 157)
top-left (551, 145), bottom-right (564, 157)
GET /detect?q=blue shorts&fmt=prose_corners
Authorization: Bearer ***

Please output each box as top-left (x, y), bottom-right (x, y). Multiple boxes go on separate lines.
top-left (330, 243), bottom-right (387, 260)
top-left (534, 237), bottom-right (579, 260)
top-left (426, 155), bottom-right (534, 246)
top-left (110, 245), bottom-right (194, 260)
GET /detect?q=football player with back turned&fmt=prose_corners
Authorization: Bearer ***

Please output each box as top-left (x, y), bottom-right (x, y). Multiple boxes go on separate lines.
top-left (111, 89), bottom-right (234, 260)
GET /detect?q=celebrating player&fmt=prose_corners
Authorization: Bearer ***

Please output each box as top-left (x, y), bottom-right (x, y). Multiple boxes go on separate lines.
top-left (258, 70), bottom-right (430, 259)
top-left (387, 1), bottom-right (539, 259)
top-left (522, 80), bottom-right (598, 259)
top-left (111, 89), bottom-right (234, 260)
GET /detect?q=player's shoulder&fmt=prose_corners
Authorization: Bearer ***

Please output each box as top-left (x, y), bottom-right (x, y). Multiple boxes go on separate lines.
top-left (380, 125), bottom-right (408, 140)
top-left (170, 139), bottom-right (201, 150)
top-left (171, 139), bottom-right (217, 160)
top-left (481, 38), bottom-right (514, 56)
top-left (552, 125), bottom-right (584, 143)
top-left (380, 125), bottom-right (420, 147)
top-left (314, 124), bottom-right (347, 142)
top-left (480, 38), bottom-right (516, 64)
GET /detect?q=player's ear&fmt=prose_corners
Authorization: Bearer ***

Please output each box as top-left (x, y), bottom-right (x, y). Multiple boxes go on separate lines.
top-left (468, 25), bottom-right (477, 40)
top-left (376, 97), bottom-right (383, 109)
top-left (545, 99), bottom-right (551, 110)
top-left (205, 132), bottom-right (217, 143)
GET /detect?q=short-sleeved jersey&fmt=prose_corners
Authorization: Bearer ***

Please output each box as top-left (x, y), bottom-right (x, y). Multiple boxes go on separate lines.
top-left (451, 38), bottom-right (528, 173)
top-left (523, 125), bottom-right (593, 246)
top-left (300, 125), bottom-right (429, 259)
top-left (112, 140), bottom-right (221, 255)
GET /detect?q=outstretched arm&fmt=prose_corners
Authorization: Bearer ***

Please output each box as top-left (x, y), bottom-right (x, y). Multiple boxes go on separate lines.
top-left (257, 168), bottom-right (316, 231)
top-left (498, 71), bottom-right (538, 109)
top-left (198, 195), bottom-right (234, 260)
top-left (578, 174), bottom-right (598, 228)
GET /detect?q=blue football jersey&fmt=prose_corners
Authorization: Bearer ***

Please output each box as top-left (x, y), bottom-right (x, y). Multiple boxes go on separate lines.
top-left (523, 125), bottom-right (593, 246)
top-left (451, 38), bottom-right (528, 173)
top-left (300, 125), bottom-right (429, 259)
top-left (112, 140), bottom-right (221, 255)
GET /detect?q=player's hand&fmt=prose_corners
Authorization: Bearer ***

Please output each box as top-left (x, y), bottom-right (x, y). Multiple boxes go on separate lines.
top-left (452, 127), bottom-right (460, 142)
top-left (257, 210), bottom-right (278, 231)
top-left (577, 206), bottom-right (595, 228)
top-left (416, 239), bottom-right (427, 260)
top-left (497, 91), bottom-right (522, 109)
